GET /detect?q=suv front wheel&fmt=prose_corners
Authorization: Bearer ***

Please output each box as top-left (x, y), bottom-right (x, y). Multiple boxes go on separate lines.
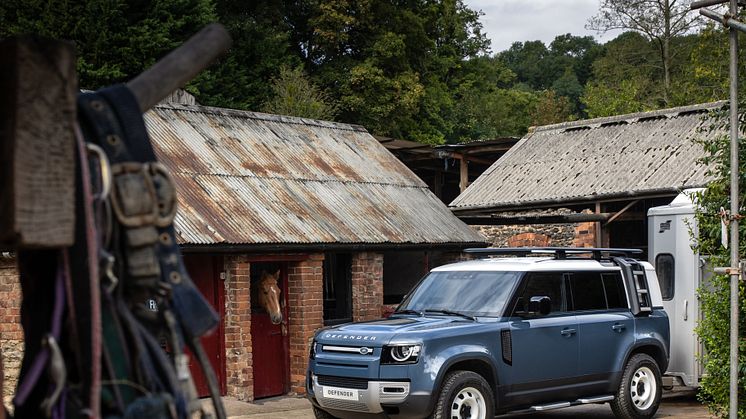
top-left (611, 353), bottom-right (662, 419)
top-left (431, 370), bottom-right (494, 419)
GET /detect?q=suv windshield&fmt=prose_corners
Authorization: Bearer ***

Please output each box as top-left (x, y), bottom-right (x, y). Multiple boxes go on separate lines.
top-left (398, 271), bottom-right (522, 317)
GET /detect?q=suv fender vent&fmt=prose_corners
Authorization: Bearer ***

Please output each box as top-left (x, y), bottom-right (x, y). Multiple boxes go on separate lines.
top-left (501, 330), bottom-right (513, 365)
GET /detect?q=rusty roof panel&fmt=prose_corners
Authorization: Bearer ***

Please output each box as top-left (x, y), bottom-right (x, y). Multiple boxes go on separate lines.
top-left (144, 104), bottom-right (484, 246)
top-left (451, 102), bottom-right (725, 212)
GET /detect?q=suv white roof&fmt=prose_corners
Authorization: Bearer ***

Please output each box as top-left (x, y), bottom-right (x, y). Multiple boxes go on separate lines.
top-left (432, 257), bottom-right (623, 273)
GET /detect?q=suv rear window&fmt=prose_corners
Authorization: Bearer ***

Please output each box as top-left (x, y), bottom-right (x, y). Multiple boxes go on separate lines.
top-left (568, 271), bottom-right (628, 311)
top-left (602, 272), bottom-right (627, 309)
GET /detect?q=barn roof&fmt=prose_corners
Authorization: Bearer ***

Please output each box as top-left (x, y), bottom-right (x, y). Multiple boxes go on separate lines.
top-left (450, 102), bottom-right (726, 214)
top-left (145, 103), bottom-right (485, 248)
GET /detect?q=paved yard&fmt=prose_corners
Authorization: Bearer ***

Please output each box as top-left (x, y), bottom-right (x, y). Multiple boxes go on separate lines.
top-left (217, 393), bottom-right (713, 419)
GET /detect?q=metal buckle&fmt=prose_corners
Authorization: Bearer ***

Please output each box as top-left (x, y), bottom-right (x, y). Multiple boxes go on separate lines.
top-left (149, 162), bottom-right (178, 227)
top-left (110, 162), bottom-right (158, 227)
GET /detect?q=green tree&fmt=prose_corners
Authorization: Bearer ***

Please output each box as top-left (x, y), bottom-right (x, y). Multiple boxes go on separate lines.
top-left (191, 0), bottom-right (299, 110)
top-left (530, 90), bottom-right (574, 126)
top-left (587, 0), bottom-right (701, 104)
top-left (581, 32), bottom-right (660, 117)
top-left (0, 0), bottom-right (216, 89)
top-left (262, 66), bottom-right (338, 120)
top-left (284, 0), bottom-right (493, 144)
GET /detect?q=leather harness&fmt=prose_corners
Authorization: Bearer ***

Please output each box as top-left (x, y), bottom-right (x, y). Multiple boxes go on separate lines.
top-left (13, 85), bottom-right (226, 419)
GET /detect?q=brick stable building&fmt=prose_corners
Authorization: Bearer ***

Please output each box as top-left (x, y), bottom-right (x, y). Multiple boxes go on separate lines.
top-left (0, 102), bottom-right (484, 404)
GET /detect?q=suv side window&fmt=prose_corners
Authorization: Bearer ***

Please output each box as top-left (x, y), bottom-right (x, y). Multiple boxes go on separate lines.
top-left (569, 272), bottom-right (606, 311)
top-left (512, 272), bottom-right (567, 315)
top-left (602, 272), bottom-right (627, 309)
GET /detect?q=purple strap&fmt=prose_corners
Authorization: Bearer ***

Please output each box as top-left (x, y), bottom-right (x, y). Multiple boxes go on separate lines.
top-left (13, 252), bottom-right (67, 405)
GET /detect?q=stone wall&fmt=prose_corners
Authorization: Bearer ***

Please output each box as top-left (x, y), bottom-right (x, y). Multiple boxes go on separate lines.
top-left (475, 209), bottom-right (597, 248)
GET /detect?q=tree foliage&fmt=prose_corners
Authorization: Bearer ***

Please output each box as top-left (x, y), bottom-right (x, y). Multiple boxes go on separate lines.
top-left (0, 0), bottom-right (216, 89)
top-left (587, 0), bottom-right (700, 103)
top-left (262, 66), bottom-right (337, 120)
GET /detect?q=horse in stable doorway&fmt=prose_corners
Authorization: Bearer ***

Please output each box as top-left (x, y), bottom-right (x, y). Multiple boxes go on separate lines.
top-left (252, 269), bottom-right (283, 325)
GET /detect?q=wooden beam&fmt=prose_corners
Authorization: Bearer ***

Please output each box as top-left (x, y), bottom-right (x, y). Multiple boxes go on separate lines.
top-left (459, 213), bottom-right (612, 225)
top-left (459, 158), bottom-right (469, 193)
top-left (604, 199), bottom-right (640, 225)
top-left (0, 38), bottom-right (77, 248)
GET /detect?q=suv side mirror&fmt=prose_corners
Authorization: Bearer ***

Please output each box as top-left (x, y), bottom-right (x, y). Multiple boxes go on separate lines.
top-left (528, 296), bottom-right (551, 316)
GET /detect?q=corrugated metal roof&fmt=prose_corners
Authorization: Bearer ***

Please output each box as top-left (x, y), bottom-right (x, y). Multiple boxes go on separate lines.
top-left (450, 102), bottom-right (727, 213)
top-left (144, 103), bottom-right (485, 246)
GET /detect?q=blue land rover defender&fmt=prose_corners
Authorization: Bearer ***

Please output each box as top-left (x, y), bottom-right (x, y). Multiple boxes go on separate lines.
top-left (306, 248), bottom-right (670, 419)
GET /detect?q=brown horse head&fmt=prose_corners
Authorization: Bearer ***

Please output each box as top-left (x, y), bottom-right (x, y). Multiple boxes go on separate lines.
top-left (254, 269), bottom-right (283, 325)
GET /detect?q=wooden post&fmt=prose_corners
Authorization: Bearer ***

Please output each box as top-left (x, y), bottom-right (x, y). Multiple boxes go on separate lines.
top-left (458, 155), bottom-right (469, 193)
top-left (0, 38), bottom-right (77, 248)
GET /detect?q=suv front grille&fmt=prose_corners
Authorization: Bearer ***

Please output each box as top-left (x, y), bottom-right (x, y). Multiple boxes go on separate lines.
top-left (317, 375), bottom-right (369, 389)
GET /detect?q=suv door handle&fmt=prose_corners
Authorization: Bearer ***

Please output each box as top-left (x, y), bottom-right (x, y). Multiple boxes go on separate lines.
top-left (612, 323), bottom-right (626, 333)
top-left (560, 328), bottom-right (576, 337)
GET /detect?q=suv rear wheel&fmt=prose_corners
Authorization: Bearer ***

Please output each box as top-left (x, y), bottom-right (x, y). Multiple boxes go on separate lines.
top-left (611, 353), bottom-right (662, 419)
top-left (431, 370), bottom-right (494, 419)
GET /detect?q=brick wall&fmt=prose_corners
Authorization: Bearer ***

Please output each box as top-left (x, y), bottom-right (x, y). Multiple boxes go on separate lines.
top-left (0, 257), bottom-right (21, 408)
top-left (223, 256), bottom-right (253, 401)
top-left (351, 252), bottom-right (383, 322)
top-left (507, 232), bottom-right (551, 247)
top-left (572, 220), bottom-right (597, 247)
top-left (287, 254), bottom-right (324, 395)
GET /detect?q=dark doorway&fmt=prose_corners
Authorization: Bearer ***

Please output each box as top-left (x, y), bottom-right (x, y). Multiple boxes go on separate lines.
top-left (323, 253), bottom-right (352, 326)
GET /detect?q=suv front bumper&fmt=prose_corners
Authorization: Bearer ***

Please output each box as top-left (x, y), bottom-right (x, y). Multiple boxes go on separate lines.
top-left (308, 374), bottom-right (432, 419)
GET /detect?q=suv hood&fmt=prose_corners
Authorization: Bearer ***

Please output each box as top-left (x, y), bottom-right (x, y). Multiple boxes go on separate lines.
top-left (316, 315), bottom-right (473, 346)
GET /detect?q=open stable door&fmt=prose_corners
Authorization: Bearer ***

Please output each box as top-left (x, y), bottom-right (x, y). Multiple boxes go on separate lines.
top-left (183, 254), bottom-right (226, 397)
top-left (250, 262), bottom-right (290, 399)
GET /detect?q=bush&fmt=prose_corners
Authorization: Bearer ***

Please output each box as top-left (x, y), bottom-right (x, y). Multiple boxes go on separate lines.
top-left (693, 108), bottom-right (746, 418)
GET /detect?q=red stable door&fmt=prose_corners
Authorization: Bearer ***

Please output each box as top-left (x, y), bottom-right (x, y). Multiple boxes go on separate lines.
top-left (250, 265), bottom-right (290, 399)
top-left (183, 254), bottom-right (226, 397)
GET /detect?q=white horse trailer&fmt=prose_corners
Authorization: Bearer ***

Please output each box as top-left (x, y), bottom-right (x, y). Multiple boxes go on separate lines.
top-left (647, 189), bottom-right (706, 388)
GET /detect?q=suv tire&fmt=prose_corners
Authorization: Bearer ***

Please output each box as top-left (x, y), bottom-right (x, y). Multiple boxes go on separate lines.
top-left (611, 353), bottom-right (662, 419)
top-left (431, 370), bottom-right (494, 419)
top-left (312, 406), bottom-right (337, 419)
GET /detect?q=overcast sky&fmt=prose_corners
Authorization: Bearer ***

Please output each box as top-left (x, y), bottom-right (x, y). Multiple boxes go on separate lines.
top-left (463, 0), bottom-right (622, 53)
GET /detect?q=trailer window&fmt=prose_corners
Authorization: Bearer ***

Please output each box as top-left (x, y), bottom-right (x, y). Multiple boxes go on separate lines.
top-left (656, 253), bottom-right (675, 300)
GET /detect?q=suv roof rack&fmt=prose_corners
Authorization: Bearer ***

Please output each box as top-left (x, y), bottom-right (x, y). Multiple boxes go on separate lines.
top-left (464, 247), bottom-right (643, 261)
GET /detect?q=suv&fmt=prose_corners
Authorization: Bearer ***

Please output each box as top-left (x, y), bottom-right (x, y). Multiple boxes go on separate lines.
top-left (307, 248), bottom-right (670, 419)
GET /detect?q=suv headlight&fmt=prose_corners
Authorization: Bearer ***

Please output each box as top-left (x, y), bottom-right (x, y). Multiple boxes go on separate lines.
top-left (382, 344), bottom-right (421, 364)
top-left (309, 340), bottom-right (317, 360)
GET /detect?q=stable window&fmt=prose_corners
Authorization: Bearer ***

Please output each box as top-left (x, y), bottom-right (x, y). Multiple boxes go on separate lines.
top-left (656, 253), bottom-right (675, 300)
top-left (323, 253), bottom-right (352, 326)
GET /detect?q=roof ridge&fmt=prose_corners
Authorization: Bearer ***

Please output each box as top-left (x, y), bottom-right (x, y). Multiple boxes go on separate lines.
top-left (177, 171), bottom-right (428, 190)
top-left (152, 102), bottom-right (368, 133)
top-left (532, 101), bottom-right (727, 134)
